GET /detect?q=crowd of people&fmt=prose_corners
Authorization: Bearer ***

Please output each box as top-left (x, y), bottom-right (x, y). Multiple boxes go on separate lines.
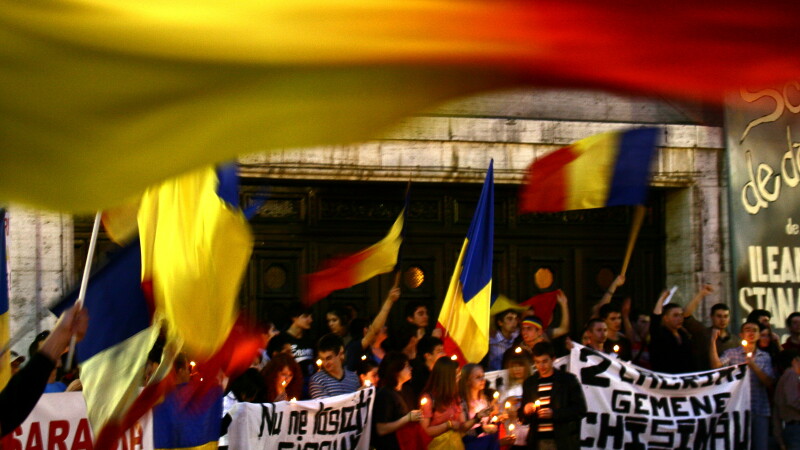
top-left (3, 275), bottom-right (800, 450)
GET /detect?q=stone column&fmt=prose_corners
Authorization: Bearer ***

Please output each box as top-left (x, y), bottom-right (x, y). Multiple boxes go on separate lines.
top-left (6, 206), bottom-right (73, 358)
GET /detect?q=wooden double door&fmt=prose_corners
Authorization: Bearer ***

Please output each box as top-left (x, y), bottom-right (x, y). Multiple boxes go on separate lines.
top-left (240, 179), bottom-right (665, 337)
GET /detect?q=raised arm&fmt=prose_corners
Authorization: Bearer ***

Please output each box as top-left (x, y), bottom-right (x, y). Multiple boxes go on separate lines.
top-left (621, 297), bottom-right (634, 340)
top-left (361, 274), bottom-right (401, 349)
top-left (709, 328), bottom-right (723, 369)
top-left (550, 291), bottom-right (570, 339)
top-left (684, 284), bottom-right (713, 318)
top-left (591, 275), bottom-right (625, 318)
top-left (653, 289), bottom-right (669, 315)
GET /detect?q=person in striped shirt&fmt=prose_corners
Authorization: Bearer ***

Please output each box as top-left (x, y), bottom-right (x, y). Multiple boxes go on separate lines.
top-left (309, 333), bottom-right (361, 399)
top-left (521, 342), bottom-right (586, 450)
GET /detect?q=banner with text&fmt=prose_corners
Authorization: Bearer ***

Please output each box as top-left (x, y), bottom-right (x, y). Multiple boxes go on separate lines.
top-left (572, 346), bottom-right (751, 449)
top-left (726, 82), bottom-right (800, 337)
top-left (227, 388), bottom-right (375, 450)
top-left (0, 392), bottom-right (153, 450)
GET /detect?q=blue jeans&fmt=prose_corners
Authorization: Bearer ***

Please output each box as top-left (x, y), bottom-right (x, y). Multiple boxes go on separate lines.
top-left (751, 415), bottom-right (768, 450)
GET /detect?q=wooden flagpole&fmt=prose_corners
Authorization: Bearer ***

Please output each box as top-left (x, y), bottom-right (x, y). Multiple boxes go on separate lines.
top-left (65, 211), bottom-right (102, 371)
top-left (620, 205), bottom-right (646, 277)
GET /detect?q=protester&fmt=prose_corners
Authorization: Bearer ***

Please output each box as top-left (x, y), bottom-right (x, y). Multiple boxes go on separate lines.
top-left (516, 316), bottom-right (546, 352)
top-left (261, 353), bottom-right (302, 402)
top-left (783, 312), bottom-right (800, 352)
top-left (501, 348), bottom-right (532, 450)
top-left (309, 333), bottom-right (360, 398)
top-left (584, 319), bottom-right (609, 355)
top-left (599, 304), bottom-right (632, 361)
top-left (344, 283), bottom-right (400, 370)
top-left (681, 284), bottom-right (717, 371)
top-left (355, 358), bottom-right (379, 389)
top-left (710, 322), bottom-right (775, 450)
top-left (590, 274), bottom-right (625, 318)
top-left (521, 342), bottom-right (586, 450)
top-left (279, 303), bottom-right (316, 395)
top-left (774, 350), bottom-right (800, 450)
top-left (757, 322), bottom-right (781, 364)
top-left (144, 345), bottom-right (163, 384)
top-left (405, 301), bottom-right (432, 339)
top-left (627, 309), bottom-right (651, 369)
top-left (489, 309), bottom-right (520, 371)
top-left (372, 352), bottom-right (424, 450)
top-left (650, 301), bottom-right (696, 374)
top-left (459, 363), bottom-right (504, 450)
top-left (421, 358), bottom-right (490, 450)
top-left (384, 325), bottom-right (418, 361)
top-left (326, 306), bottom-right (353, 347)
top-left (0, 305), bottom-right (88, 437)
top-left (405, 335), bottom-right (444, 403)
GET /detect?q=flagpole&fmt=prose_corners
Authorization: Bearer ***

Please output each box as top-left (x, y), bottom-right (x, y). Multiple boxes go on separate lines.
top-left (620, 205), bottom-right (646, 277)
top-left (65, 211), bottom-right (102, 371)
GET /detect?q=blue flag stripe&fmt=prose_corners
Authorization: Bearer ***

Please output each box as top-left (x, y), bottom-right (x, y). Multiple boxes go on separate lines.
top-left (460, 161), bottom-right (494, 302)
top-left (607, 128), bottom-right (659, 206)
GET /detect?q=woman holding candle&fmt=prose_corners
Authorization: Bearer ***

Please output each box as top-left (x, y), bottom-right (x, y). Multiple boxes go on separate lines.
top-left (372, 352), bottom-right (423, 450)
top-left (420, 358), bottom-right (491, 450)
top-left (261, 353), bottom-right (302, 402)
top-left (502, 349), bottom-right (532, 449)
top-left (459, 363), bottom-right (506, 449)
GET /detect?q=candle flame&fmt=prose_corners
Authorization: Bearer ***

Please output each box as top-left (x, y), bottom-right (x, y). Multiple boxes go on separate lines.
top-left (491, 415), bottom-right (498, 423)
top-left (364, 379), bottom-right (372, 387)
top-left (361, 355), bottom-right (367, 360)
top-left (741, 339), bottom-right (748, 346)
top-left (420, 397), bottom-right (428, 406)
top-left (290, 397), bottom-right (297, 403)
top-left (534, 400), bottom-right (541, 408)
top-left (450, 355), bottom-right (457, 361)
top-left (493, 391), bottom-right (500, 399)
top-left (505, 401), bottom-right (511, 409)
top-left (613, 345), bottom-right (620, 353)
top-left (190, 361), bottom-right (196, 367)
top-left (316, 358), bottom-right (323, 367)
top-left (514, 347), bottom-right (522, 353)
top-left (281, 380), bottom-right (287, 387)
top-left (508, 424), bottom-right (515, 432)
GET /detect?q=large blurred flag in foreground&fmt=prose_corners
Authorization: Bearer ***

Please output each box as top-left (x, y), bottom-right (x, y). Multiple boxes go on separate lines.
top-left (1, 1), bottom-right (800, 212)
top-left (304, 204), bottom-right (405, 306)
top-left (436, 162), bottom-right (493, 364)
top-left (0, 210), bottom-right (9, 389)
top-left (519, 128), bottom-right (659, 213)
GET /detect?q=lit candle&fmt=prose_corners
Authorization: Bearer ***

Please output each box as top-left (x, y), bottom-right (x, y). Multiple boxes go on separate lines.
top-left (420, 397), bottom-right (428, 407)
top-left (741, 339), bottom-right (748, 347)
top-left (742, 339), bottom-right (752, 357)
top-left (613, 345), bottom-right (620, 353)
top-left (190, 361), bottom-right (196, 368)
top-left (534, 400), bottom-right (541, 409)
top-left (281, 380), bottom-right (287, 387)
top-left (493, 391), bottom-right (500, 400)
top-left (361, 355), bottom-right (367, 360)
top-left (504, 401), bottom-right (511, 410)
top-left (316, 358), bottom-right (323, 367)
top-left (364, 379), bottom-right (372, 388)
top-left (491, 415), bottom-right (498, 423)
top-left (514, 347), bottom-right (522, 354)
top-left (450, 355), bottom-right (457, 361)
top-left (508, 423), bottom-right (516, 433)
top-left (290, 397), bottom-right (297, 403)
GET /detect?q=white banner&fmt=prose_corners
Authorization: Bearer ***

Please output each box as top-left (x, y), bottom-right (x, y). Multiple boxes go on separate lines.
top-left (0, 392), bottom-right (153, 450)
top-left (228, 388), bottom-right (375, 450)
top-left (571, 345), bottom-right (751, 449)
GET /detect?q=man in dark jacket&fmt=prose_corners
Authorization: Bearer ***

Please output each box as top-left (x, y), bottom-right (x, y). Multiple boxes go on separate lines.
top-left (521, 342), bottom-right (586, 450)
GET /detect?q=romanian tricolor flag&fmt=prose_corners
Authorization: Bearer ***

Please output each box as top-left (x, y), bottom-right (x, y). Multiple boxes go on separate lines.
top-left (304, 204), bottom-right (405, 306)
top-left (138, 165), bottom-right (254, 361)
top-left (519, 290), bottom-right (560, 328)
top-left (0, 210), bottom-right (9, 390)
top-left (518, 128), bottom-right (659, 213)
top-left (436, 162), bottom-right (494, 364)
top-left (52, 241), bottom-right (160, 448)
top-left (152, 384), bottom-right (223, 450)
